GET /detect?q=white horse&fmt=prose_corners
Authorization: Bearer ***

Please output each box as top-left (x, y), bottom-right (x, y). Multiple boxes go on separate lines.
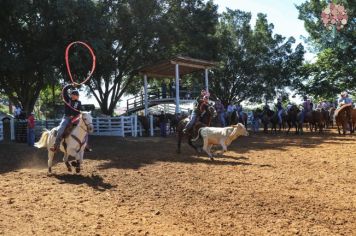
top-left (35, 112), bottom-right (94, 174)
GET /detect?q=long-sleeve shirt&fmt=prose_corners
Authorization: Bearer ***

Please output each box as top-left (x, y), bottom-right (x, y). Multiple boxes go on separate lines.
top-left (27, 115), bottom-right (35, 129)
top-left (338, 97), bottom-right (352, 106)
top-left (63, 86), bottom-right (82, 117)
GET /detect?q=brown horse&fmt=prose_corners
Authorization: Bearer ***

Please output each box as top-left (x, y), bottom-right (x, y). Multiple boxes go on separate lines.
top-left (230, 111), bottom-right (248, 127)
top-left (176, 105), bottom-right (215, 154)
top-left (138, 115), bottom-right (160, 136)
top-left (352, 109), bottom-right (356, 133)
top-left (310, 109), bottom-right (326, 133)
top-left (335, 104), bottom-right (353, 135)
top-left (286, 105), bottom-right (300, 134)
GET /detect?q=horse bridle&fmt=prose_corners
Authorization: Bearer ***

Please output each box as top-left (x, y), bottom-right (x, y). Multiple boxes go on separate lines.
top-left (79, 115), bottom-right (93, 133)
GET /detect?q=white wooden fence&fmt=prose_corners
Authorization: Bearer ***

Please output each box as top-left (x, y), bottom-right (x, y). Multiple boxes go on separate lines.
top-left (0, 121), bottom-right (3, 141)
top-left (91, 116), bottom-right (143, 137)
top-left (8, 115), bottom-right (167, 141)
top-left (32, 115), bottom-right (145, 137)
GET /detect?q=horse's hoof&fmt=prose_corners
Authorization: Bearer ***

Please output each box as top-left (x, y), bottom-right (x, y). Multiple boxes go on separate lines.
top-left (71, 161), bottom-right (78, 167)
top-left (210, 157), bottom-right (214, 161)
top-left (75, 167), bottom-right (81, 173)
top-left (67, 167), bottom-right (72, 172)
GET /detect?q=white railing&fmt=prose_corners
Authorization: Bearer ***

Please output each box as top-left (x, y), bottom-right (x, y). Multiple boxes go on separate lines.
top-left (0, 121), bottom-right (3, 141)
top-left (13, 115), bottom-right (149, 139)
top-left (92, 115), bottom-right (143, 137)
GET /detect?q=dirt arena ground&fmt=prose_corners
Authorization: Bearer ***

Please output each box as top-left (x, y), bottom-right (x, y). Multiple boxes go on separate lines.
top-left (0, 129), bottom-right (355, 236)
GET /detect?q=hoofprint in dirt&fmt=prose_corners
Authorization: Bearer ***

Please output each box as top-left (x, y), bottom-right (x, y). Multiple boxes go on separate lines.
top-left (0, 131), bottom-right (355, 235)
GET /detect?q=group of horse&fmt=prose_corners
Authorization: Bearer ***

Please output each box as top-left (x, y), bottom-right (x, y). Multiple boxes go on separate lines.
top-left (253, 104), bottom-right (356, 135)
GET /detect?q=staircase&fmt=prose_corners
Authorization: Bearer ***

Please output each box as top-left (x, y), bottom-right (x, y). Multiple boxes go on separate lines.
top-left (126, 90), bottom-right (199, 114)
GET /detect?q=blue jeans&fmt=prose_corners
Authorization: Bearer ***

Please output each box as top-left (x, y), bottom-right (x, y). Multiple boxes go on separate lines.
top-left (252, 118), bottom-right (259, 132)
top-left (185, 112), bottom-right (197, 130)
top-left (55, 116), bottom-right (71, 146)
top-left (27, 128), bottom-right (35, 146)
top-left (278, 109), bottom-right (283, 124)
top-left (218, 112), bottom-right (226, 127)
top-left (300, 110), bottom-right (307, 123)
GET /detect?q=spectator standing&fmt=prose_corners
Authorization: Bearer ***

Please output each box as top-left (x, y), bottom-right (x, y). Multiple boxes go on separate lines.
top-left (214, 100), bottom-right (226, 127)
top-left (161, 81), bottom-right (167, 98)
top-left (27, 112), bottom-right (35, 146)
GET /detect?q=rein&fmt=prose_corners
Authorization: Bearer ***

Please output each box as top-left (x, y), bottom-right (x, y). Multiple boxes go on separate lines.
top-left (70, 115), bottom-right (92, 153)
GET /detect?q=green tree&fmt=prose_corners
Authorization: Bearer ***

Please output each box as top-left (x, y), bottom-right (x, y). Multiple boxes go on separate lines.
top-left (211, 10), bottom-right (304, 106)
top-left (295, 0), bottom-right (356, 98)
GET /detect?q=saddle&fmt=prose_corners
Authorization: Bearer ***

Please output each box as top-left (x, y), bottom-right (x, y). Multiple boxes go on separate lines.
top-left (55, 115), bottom-right (80, 140)
top-left (335, 104), bottom-right (352, 117)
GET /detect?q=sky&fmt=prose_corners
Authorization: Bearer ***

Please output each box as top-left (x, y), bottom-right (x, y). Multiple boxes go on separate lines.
top-left (82, 0), bottom-right (313, 108)
top-left (214, 0), bottom-right (310, 46)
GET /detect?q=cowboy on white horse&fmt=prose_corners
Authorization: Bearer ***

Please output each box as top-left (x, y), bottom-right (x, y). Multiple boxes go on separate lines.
top-left (35, 84), bottom-right (94, 173)
top-left (50, 84), bottom-right (81, 152)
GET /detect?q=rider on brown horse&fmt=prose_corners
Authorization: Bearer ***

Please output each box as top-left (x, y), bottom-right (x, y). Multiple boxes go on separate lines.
top-left (336, 91), bottom-right (353, 132)
top-left (183, 90), bottom-right (209, 134)
top-left (183, 93), bottom-right (209, 134)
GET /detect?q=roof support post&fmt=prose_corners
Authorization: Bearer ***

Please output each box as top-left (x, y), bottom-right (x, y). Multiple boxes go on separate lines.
top-left (175, 64), bottom-right (180, 114)
top-left (144, 74), bottom-right (148, 116)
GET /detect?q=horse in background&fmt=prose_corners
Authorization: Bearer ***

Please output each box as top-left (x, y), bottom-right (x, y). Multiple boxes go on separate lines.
top-left (138, 114), bottom-right (164, 136)
top-left (286, 105), bottom-right (300, 134)
top-left (310, 109), bottom-right (326, 133)
top-left (335, 104), bottom-right (353, 134)
top-left (230, 111), bottom-right (248, 127)
top-left (166, 113), bottom-right (187, 134)
top-left (352, 109), bottom-right (356, 133)
top-left (261, 107), bottom-right (274, 133)
top-left (261, 107), bottom-right (285, 133)
top-left (35, 112), bottom-right (94, 174)
top-left (176, 104), bottom-right (216, 154)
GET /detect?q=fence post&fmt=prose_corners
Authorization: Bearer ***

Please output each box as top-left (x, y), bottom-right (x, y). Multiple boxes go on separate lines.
top-left (108, 117), bottom-right (112, 135)
top-left (149, 115), bottom-right (154, 137)
top-left (96, 117), bottom-right (99, 135)
top-left (120, 116), bottom-right (125, 137)
top-left (10, 118), bottom-right (15, 141)
top-left (134, 115), bottom-right (137, 137)
top-left (130, 116), bottom-right (134, 137)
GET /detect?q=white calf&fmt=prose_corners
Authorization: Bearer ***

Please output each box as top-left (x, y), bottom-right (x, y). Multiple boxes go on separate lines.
top-left (192, 123), bottom-right (248, 159)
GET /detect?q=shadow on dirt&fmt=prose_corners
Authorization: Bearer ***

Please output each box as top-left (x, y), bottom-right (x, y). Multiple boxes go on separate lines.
top-left (52, 173), bottom-right (115, 191)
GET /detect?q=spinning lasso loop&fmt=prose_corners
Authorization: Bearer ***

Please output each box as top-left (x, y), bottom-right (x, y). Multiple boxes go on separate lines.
top-left (63, 41), bottom-right (96, 112)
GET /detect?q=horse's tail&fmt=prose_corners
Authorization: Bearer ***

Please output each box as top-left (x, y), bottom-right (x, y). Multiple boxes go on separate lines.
top-left (191, 127), bottom-right (204, 142)
top-left (35, 130), bottom-right (50, 148)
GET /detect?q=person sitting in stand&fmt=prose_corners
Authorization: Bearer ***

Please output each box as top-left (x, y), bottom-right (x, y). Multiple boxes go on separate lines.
top-left (276, 98), bottom-right (284, 125)
top-left (50, 85), bottom-right (81, 152)
top-left (183, 90), bottom-right (209, 134)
